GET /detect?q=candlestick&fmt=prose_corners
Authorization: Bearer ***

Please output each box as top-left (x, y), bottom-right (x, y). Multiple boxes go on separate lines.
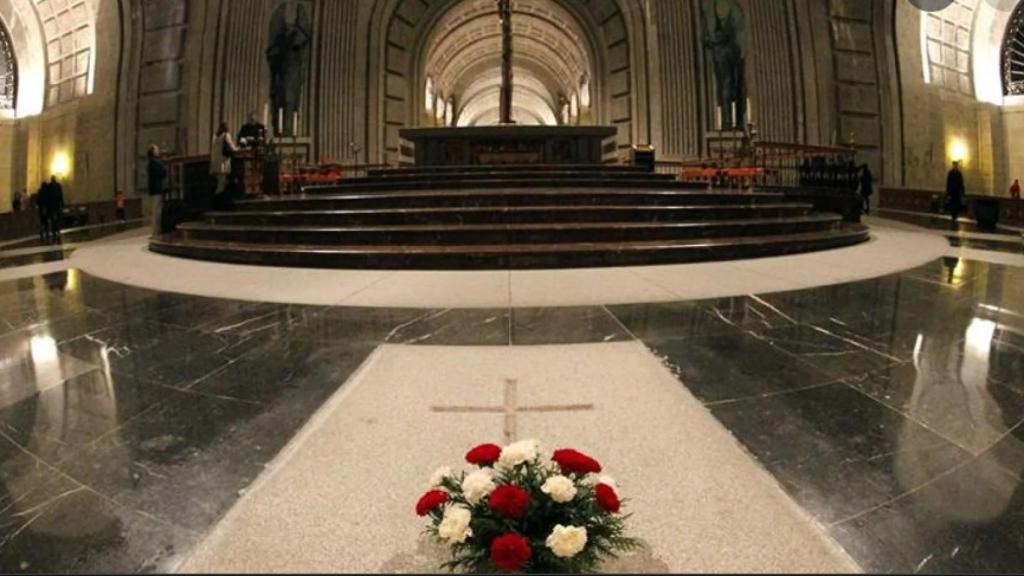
top-left (715, 106), bottom-right (722, 131)
top-left (278, 108), bottom-right (284, 134)
top-left (746, 98), bottom-right (752, 124)
top-left (731, 101), bottom-right (737, 129)
top-left (263, 103), bottom-right (269, 128)
top-left (293, 112), bottom-right (299, 137)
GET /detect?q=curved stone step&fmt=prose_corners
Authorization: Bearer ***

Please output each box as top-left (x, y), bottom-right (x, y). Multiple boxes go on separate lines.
top-left (305, 177), bottom-right (707, 193)
top-left (151, 225), bottom-right (871, 270)
top-left (346, 170), bottom-right (678, 184)
top-left (239, 189), bottom-right (786, 210)
top-left (177, 215), bottom-right (843, 246)
top-left (205, 203), bottom-right (816, 226)
top-left (367, 164), bottom-right (654, 176)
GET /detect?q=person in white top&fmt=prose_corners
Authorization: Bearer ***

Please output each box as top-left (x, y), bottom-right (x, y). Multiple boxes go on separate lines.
top-left (210, 122), bottom-right (238, 196)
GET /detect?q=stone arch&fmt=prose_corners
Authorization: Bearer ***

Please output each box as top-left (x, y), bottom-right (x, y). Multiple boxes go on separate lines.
top-left (0, 0), bottom-right (47, 117)
top-left (366, 0), bottom-right (649, 164)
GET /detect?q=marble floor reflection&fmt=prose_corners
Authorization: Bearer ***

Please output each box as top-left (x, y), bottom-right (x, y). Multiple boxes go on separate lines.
top-left (0, 257), bottom-right (1019, 572)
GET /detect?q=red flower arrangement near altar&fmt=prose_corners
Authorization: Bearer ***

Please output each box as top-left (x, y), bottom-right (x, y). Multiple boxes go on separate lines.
top-left (416, 440), bottom-right (641, 573)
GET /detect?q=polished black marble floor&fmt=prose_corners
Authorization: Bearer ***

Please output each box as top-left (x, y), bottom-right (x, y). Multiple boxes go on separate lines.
top-left (876, 209), bottom-right (1022, 236)
top-left (0, 255), bottom-right (1020, 572)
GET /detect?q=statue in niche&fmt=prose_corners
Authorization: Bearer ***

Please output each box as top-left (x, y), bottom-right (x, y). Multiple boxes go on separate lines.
top-left (701, 0), bottom-right (746, 129)
top-left (267, 1), bottom-right (312, 136)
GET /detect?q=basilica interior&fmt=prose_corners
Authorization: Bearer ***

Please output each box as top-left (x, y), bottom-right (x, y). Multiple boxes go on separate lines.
top-left (0, 0), bottom-right (1022, 573)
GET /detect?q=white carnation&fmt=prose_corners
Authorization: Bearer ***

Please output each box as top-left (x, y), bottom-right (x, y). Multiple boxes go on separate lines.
top-left (498, 438), bottom-right (541, 468)
top-left (546, 524), bottom-right (588, 559)
top-left (428, 466), bottom-right (452, 488)
top-left (437, 505), bottom-right (473, 545)
top-left (541, 475), bottom-right (577, 503)
top-left (461, 469), bottom-right (496, 504)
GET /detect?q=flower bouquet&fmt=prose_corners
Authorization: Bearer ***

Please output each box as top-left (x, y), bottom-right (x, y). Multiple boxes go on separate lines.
top-left (416, 440), bottom-right (641, 573)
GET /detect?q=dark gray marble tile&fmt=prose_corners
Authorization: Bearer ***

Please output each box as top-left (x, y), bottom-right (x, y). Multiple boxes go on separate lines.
top-left (0, 369), bottom-right (169, 465)
top-left (710, 383), bottom-right (971, 525)
top-left (0, 471), bottom-right (196, 573)
top-left (831, 458), bottom-right (1024, 574)
top-left (751, 323), bottom-right (901, 380)
top-left (698, 295), bottom-right (802, 330)
top-left (510, 307), bottom-right (629, 345)
top-left (647, 331), bottom-right (837, 404)
top-left (386, 308), bottom-right (510, 346)
top-left (606, 302), bottom-right (736, 341)
top-left (189, 336), bottom-right (376, 404)
top-left (55, 391), bottom-right (271, 533)
top-left (57, 321), bottom-right (233, 388)
top-left (0, 330), bottom-right (98, 410)
top-left (845, 358), bottom-right (1024, 455)
top-left (301, 307), bottom-right (431, 344)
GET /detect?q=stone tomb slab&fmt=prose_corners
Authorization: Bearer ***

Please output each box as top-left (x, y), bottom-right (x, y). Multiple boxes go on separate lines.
top-left (179, 342), bottom-right (859, 574)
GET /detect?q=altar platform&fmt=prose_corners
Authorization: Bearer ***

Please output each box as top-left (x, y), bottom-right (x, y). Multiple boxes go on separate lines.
top-left (399, 125), bottom-right (617, 166)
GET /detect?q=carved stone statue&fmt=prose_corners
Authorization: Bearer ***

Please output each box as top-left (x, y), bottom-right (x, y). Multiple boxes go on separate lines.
top-left (267, 2), bottom-right (312, 136)
top-left (702, 0), bottom-right (746, 129)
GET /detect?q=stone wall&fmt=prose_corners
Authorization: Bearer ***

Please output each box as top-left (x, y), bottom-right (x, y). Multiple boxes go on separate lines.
top-left (0, 0), bottom-right (123, 207)
top-left (893, 0), bottom-right (1018, 197)
top-left (1, 0), bottom-right (1021, 204)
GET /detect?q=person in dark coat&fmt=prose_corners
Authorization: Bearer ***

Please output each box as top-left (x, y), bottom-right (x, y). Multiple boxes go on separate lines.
top-left (46, 176), bottom-right (65, 242)
top-left (945, 161), bottom-right (966, 229)
top-left (859, 164), bottom-right (874, 215)
top-left (35, 181), bottom-right (51, 242)
top-left (237, 112), bottom-right (267, 147)
top-left (35, 177), bottom-right (64, 244)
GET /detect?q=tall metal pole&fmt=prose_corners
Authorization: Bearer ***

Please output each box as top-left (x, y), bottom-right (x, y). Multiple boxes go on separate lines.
top-left (498, 0), bottom-right (514, 124)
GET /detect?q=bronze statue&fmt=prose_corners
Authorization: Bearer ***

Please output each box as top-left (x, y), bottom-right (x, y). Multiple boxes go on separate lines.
top-left (702, 0), bottom-right (746, 129)
top-left (267, 2), bottom-right (312, 136)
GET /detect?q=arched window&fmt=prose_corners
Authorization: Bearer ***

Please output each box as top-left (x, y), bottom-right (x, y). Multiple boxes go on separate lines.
top-left (36, 0), bottom-right (96, 106)
top-left (0, 19), bottom-right (16, 112)
top-left (1003, 3), bottom-right (1024, 96)
top-left (920, 0), bottom-right (976, 95)
top-left (569, 92), bottom-right (579, 120)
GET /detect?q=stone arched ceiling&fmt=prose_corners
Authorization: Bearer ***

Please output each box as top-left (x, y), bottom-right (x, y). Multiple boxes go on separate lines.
top-left (421, 0), bottom-right (593, 125)
top-left (0, 0), bottom-right (96, 117)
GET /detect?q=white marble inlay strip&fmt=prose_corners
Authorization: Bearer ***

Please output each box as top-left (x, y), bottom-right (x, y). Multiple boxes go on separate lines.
top-left (67, 224), bottom-right (954, 309)
top-left (178, 343), bottom-right (859, 574)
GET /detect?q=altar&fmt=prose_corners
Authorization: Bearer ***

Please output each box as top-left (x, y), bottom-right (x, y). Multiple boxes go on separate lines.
top-left (399, 126), bottom-right (617, 166)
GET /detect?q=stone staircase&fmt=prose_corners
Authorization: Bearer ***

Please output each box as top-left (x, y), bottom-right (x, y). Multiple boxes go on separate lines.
top-left (150, 165), bottom-right (869, 269)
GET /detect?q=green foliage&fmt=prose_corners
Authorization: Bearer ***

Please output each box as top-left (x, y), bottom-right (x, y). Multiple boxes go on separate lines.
top-left (424, 459), bottom-right (643, 573)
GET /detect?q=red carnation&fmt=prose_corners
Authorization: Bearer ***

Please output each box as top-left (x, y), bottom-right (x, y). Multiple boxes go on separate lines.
top-left (552, 449), bottom-right (602, 475)
top-left (595, 483), bottom-right (621, 513)
top-left (490, 533), bottom-right (532, 572)
top-left (415, 489), bottom-right (448, 516)
top-left (488, 485), bottom-right (531, 518)
top-left (466, 443), bottom-right (502, 466)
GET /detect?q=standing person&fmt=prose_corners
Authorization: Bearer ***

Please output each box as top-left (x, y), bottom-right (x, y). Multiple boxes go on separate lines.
top-left (47, 176), bottom-right (65, 242)
top-left (1011, 179), bottom-right (1021, 200)
top-left (945, 161), bottom-right (966, 229)
top-left (147, 145), bottom-right (168, 235)
top-left (210, 122), bottom-right (237, 197)
top-left (35, 180), bottom-right (51, 242)
top-left (115, 190), bottom-right (127, 222)
top-left (859, 164), bottom-right (874, 215)
top-left (11, 190), bottom-right (21, 212)
top-left (237, 112), bottom-right (267, 147)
